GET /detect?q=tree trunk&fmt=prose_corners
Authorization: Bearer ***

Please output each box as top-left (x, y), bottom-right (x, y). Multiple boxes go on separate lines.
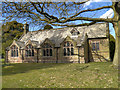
top-left (112, 2), bottom-right (120, 67)
top-left (113, 21), bottom-right (120, 67)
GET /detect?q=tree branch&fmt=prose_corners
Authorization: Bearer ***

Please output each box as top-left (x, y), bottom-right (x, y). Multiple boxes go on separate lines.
top-left (70, 6), bottom-right (113, 19)
top-left (50, 21), bottom-right (97, 27)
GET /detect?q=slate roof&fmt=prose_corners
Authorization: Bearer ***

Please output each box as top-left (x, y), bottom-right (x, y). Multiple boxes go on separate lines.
top-left (6, 40), bottom-right (25, 50)
top-left (15, 41), bottom-right (25, 48)
top-left (17, 23), bottom-right (108, 48)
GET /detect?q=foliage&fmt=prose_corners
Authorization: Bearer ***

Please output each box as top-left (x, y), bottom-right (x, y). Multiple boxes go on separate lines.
top-left (44, 24), bottom-right (53, 30)
top-left (1, 58), bottom-right (5, 63)
top-left (109, 34), bottom-right (115, 61)
top-left (2, 21), bottom-right (24, 58)
top-left (2, 62), bottom-right (118, 88)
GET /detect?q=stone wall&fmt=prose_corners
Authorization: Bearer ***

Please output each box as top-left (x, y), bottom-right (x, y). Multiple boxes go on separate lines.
top-left (88, 38), bottom-right (110, 62)
top-left (7, 49), bottom-right (22, 63)
top-left (6, 37), bottom-right (110, 63)
top-left (57, 36), bottom-right (79, 63)
top-left (7, 42), bottom-right (23, 63)
top-left (22, 49), bottom-right (38, 63)
top-left (38, 48), bottom-right (57, 63)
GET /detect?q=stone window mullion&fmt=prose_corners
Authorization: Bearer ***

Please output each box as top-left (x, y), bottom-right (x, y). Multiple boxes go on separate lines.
top-left (11, 45), bottom-right (18, 57)
top-left (43, 43), bottom-right (53, 57)
top-left (26, 44), bottom-right (34, 57)
top-left (63, 42), bottom-right (74, 56)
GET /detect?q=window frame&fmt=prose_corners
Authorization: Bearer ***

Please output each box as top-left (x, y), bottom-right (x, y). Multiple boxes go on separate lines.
top-left (25, 44), bottom-right (34, 57)
top-left (91, 41), bottom-right (100, 51)
top-left (63, 41), bottom-right (74, 56)
top-left (92, 43), bottom-right (96, 51)
top-left (96, 42), bottom-right (100, 51)
top-left (11, 45), bottom-right (18, 57)
top-left (42, 43), bottom-right (53, 57)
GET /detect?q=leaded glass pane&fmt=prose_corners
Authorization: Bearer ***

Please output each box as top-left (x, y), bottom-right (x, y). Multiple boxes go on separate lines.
top-left (67, 48), bottom-right (70, 56)
top-left (50, 49), bottom-right (52, 56)
top-left (11, 45), bottom-right (18, 57)
top-left (67, 42), bottom-right (69, 47)
top-left (17, 50), bottom-right (18, 56)
top-left (25, 44), bottom-right (34, 57)
top-left (14, 50), bottom-right (15, 57)
top-left (64, 43), bottom-right (66, 47)
top-left (43, 49), bottom-right (46, 56)
top-left (32, 50), bottom-right (34, 56)
top-left (64, 48), bottom-right (66, 56)
top-left (29, 50), bottom-right (31, 56)
top-left (71, 44), bottom-right (73, 47)
top-left (42, 43), bottom-right (52, 56)
top-left (11, 50), bottom-right (13, 57)
top-left (47, 49), bottom-right (49, 56)
top-left (92, 43), bottom-right (96, 51)
top-left (63, 42), bottom-right (74, 56)
top-left (96, 43), bottom-right (99, 51)
top-left (71, 48), bottom-right (74, 55)
top-left (25, 50), bottom-right (27, 56)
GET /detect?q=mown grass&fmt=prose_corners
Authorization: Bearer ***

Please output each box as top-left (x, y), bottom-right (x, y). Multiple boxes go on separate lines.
top-left (2, 62), bottom-right (118, 88)
top-left (1, 59), bottom-right (5, 63)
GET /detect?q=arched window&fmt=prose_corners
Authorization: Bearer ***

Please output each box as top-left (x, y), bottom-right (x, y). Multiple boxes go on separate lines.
top-left (25, 44), bottom-right (34, 57)
top-left (11, 45), bottom-right (18, 57)
top-left (42, 43), bottom-right (52, 56)
top-left (63, 42), bottom-right (74, 56)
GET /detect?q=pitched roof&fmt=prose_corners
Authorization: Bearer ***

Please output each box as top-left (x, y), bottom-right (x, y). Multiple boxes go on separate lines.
top-left (6, 40), bottom-right (25, 50)
top-left (19, 23), bottom-right (108, 47)
top-left (15, 41), bottom-right (25, 48)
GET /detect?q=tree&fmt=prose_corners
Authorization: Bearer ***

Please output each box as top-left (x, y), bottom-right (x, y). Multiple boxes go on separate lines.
top-left (44, 24), bottom-right (53, 30)
top-left (2, 1), bottom-right (120, 67)
top-left (2, 21), bottom-right (24, 58)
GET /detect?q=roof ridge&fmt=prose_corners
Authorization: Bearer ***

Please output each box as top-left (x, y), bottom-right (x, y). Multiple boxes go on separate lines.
top-left (29, 23), bottom-right (107, 33)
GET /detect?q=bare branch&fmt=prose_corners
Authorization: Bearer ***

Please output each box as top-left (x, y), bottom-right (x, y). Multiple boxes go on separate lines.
top-left (50, 21), bottom-right (97, 27)
top-left (2, 2), bottom-right (116, 27)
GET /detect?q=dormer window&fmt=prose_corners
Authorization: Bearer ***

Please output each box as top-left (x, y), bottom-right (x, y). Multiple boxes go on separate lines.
top-left (71, 28), bottom-right (80, 36)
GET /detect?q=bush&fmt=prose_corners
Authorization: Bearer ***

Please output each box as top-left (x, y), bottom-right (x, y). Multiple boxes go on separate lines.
top-left (44, 24), bottom-right (53, 30)
top-left (109, 34), bottom-right (115, 61)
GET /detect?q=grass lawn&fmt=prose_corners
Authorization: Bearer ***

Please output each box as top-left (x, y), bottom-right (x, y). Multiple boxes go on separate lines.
top-left (2, 62), bottom-right (118, 88)
top-left (1, 59), bottom-right (5, 63)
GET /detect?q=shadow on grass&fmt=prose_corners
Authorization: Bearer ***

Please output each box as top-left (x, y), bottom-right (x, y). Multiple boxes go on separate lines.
top-left (2, 63), bottom-right (71, 76)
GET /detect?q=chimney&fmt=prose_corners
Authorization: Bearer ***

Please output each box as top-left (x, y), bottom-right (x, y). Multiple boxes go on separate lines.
top-left (24, 22), bottom-right (29, 35)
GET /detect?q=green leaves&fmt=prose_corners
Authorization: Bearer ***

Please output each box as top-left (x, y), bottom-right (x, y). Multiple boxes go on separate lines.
top-left (44, 24), bottom-right (53, 30)
top-left (2, 21), bottom-right (24, 58)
